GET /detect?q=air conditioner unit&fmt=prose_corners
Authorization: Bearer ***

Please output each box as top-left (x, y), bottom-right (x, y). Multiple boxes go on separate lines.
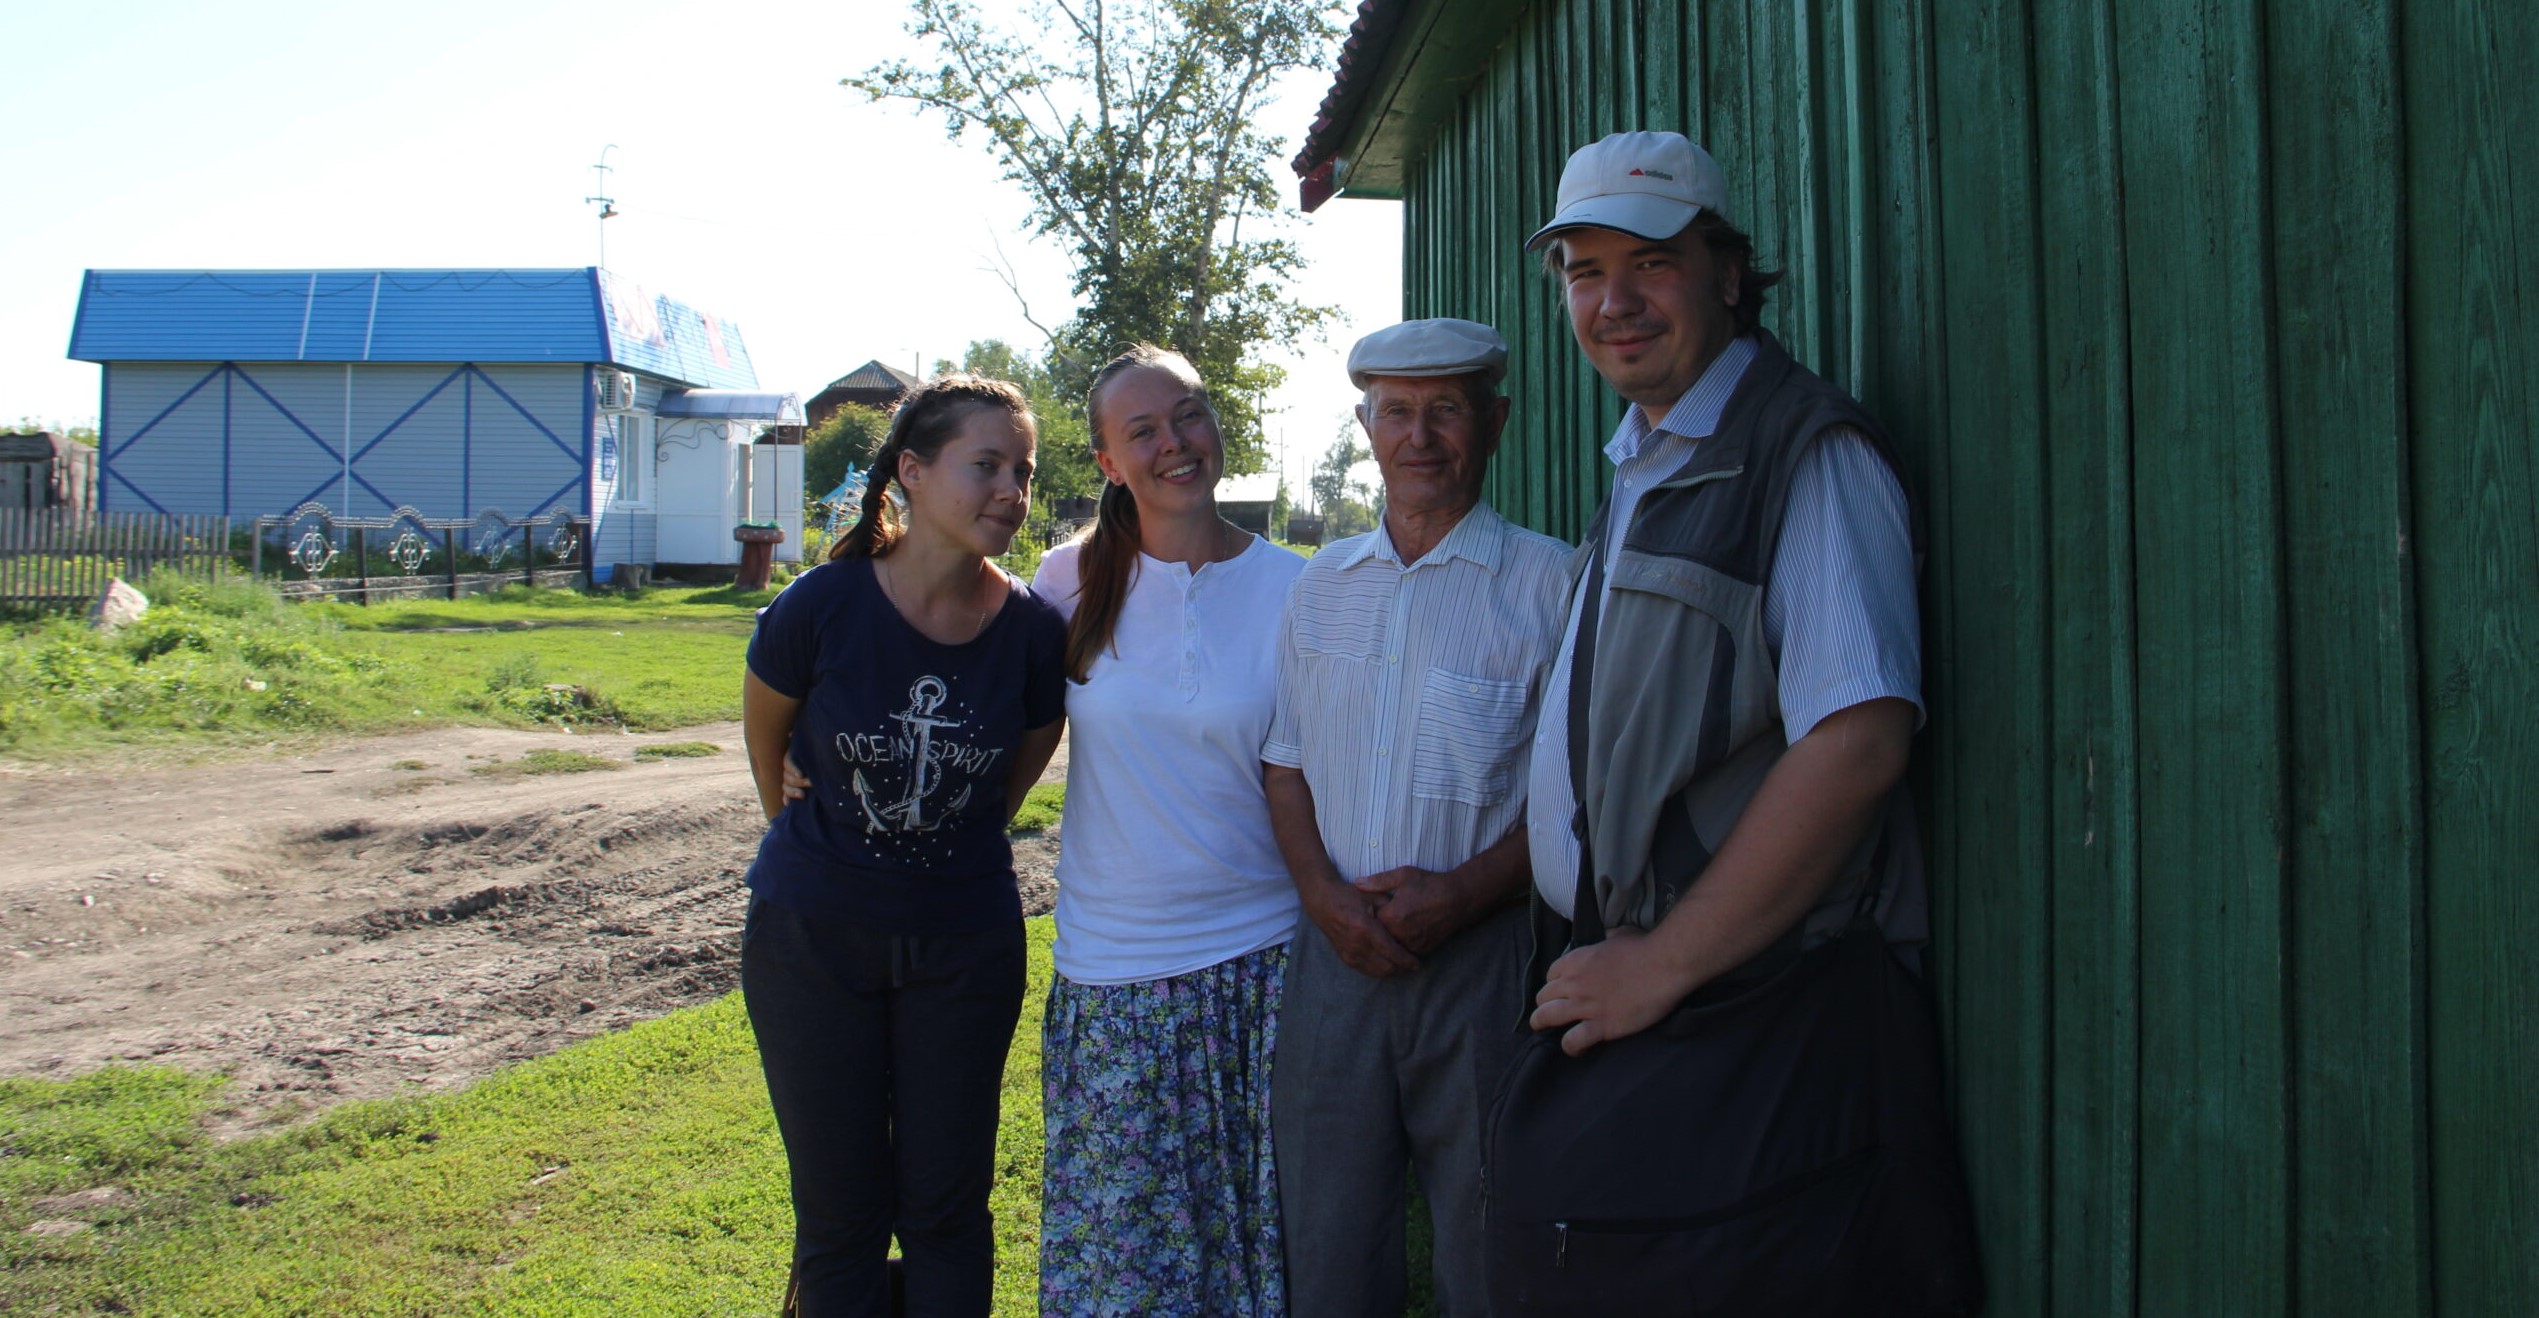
top-left (596, 370), bottom-right (638, 411)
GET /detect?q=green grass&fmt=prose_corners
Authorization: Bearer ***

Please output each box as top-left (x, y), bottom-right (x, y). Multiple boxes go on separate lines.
top-left (470, 748), bottom-right (625, 778)
top-left (1, 923), bottom-right (1444, 1317)
top-left (1007, 780), bottom-right (1066, 834)
top-left (1, 921), bottom-right (1058, 1317)
top-left (632, 741), bottom-right (722, 760)
top-left (0, 573), bottom-right (775, 763)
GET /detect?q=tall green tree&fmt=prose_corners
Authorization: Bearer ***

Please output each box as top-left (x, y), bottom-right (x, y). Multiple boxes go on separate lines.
top-left (935, 339), bottom-right (1102, 505)
top-left (1310, 424), bottom-right (1375, 539)
top-left (850, 0), bottom-right (1342, 475)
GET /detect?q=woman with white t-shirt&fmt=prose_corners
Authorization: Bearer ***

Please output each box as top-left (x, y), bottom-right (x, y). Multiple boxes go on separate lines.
top-left (1031, 345), bottom-right (1306, 1317)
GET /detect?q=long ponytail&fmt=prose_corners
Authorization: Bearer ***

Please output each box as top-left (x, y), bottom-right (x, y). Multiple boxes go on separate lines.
top-left (1063, 344), bottom-right (1208, 682)
top-left (829, 374), bottom-right (1031, 562)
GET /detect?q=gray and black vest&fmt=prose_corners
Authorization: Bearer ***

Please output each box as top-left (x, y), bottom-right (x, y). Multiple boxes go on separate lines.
top-left (1532, 330), bottom-right (1928, 990)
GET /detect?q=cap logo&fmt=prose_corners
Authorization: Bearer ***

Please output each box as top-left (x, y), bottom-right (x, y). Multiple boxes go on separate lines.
top-left (1628, 167), bottom-right (1676, 180)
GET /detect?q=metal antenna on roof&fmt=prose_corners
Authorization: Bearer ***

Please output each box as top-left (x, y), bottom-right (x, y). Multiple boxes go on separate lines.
top-left (584, 145), bottom-right (620, 270)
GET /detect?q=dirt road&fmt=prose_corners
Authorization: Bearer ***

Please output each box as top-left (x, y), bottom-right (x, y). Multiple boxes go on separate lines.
top-left (0, 725), bottom-right (1060, 1130)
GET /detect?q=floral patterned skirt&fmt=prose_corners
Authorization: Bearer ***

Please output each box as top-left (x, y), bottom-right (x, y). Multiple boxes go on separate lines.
top-left (1038, 942), bottom-right (1289, 1318)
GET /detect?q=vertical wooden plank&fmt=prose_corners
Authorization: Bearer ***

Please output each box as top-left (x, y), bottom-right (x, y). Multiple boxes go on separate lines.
top-left (1702, 0), bottom-right (1751, 256)
top-left (1928, 0), bottom-right (2054, 1307)
top-left (1740, 0), bottom-right (1793, 349)
top-left (1855, 0), bottom-right (1939, 433)
top-left (2030, 0), bottom-right (2145, 1310)
top-left (1604, 0), bottom-right (1637, 131)
top-left (1506, 4), bottom-right (1545, 531)
top-left (2266, 1), bottom-right (2432, 1312)
top-left (1566, 0), bottom-right (1609, 537)
top-left (1642, 0), bottom-right (1682, 137)
top-left (2113, 0), bottom-right (2293, 1309)
top-left (2402, 1), bottom-right (2539, 1312)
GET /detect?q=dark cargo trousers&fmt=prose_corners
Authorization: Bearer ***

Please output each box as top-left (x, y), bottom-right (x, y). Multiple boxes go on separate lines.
top-left (1272, 903), bottom-right (1528, 1318)
top-left (742, 899), bottom-right (1026, 1318)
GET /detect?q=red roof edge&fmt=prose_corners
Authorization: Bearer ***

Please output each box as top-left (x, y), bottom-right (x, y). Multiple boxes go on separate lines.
top-left (1291, 0), bottom-right (1413, 205)
top-left (1298, 159), bottom-right (1340, 213)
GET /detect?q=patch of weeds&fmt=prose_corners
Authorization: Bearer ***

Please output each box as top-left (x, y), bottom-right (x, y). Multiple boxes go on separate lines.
top-left (1008, 780), bottom-right (1065, 835)
top-left (471, 749), bottom-right (623, 778)
top-left (633, 741), bottom-right (720, 760)
top-left (482, 653), bottom-right (544, 693)
top-left (500, 682), bottom-right (620, 725)
top-left (391, 759), bottom-right (430, 771)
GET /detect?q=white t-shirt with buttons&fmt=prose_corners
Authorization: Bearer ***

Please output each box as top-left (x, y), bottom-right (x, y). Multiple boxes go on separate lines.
top-left (1034, 535), bottom-right (1307, 985)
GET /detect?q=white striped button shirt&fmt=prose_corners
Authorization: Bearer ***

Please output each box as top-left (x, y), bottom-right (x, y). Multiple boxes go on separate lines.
top-left (1265, 502), bottom-right (1572, 883)
top-left (1527, 334), bottom-right (1924, 914)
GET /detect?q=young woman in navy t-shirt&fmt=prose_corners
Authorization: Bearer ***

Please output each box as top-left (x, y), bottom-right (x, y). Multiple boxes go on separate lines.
top-left (740, 375), bottom-right (1066, 1317)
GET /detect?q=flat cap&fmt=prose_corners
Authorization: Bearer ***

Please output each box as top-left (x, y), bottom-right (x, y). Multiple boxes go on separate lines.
top-left (1346, 318), bottom-right (1509, 390)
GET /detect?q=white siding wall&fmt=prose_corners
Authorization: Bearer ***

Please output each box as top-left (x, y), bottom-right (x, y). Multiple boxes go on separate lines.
top-left (652, 415), bottom-right (742, 564)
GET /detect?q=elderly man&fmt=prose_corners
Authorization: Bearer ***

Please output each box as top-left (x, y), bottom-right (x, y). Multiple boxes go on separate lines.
top-left (1262, 318), bottom-right (1569, 1318)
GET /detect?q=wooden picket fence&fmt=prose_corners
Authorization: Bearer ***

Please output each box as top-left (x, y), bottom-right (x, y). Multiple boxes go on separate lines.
top-left (0, 509), bottom-right (232, 612)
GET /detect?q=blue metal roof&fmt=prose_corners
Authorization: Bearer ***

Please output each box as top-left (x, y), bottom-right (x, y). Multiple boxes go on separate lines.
top-left (69, 268), bottom-right (758, 390)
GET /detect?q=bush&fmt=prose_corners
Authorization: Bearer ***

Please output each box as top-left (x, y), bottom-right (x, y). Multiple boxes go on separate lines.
top-left (803, 403), bottom-right (892, 508)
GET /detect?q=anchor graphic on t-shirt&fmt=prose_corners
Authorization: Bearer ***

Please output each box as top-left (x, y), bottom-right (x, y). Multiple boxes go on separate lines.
top-left (851, 675), bottom-right (974, 834)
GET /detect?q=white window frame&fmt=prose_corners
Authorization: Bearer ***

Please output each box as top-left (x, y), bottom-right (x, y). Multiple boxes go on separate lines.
top-left (609, 412), bottom-right (653, 507)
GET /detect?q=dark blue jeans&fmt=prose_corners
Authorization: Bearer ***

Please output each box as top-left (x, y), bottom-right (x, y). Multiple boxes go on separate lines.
top-left (742, 898), bottom-right (1026, 1318)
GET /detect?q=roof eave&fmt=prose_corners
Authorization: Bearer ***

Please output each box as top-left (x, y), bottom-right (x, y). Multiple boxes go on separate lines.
top-left (1291, 0), bottom-right (1528, 210)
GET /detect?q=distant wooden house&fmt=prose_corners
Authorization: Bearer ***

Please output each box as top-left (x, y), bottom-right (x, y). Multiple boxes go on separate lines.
top-left (805, 360), bottom-right (921, 431)
top-left (0, 432), bottom-right (96, 512)
top-left (66, 267), bottom-right (803, 579)
top-left (1216, 472), bottom-right (1281, 540)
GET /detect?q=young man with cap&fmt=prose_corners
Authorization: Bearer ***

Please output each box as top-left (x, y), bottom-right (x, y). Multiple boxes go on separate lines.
top-left (1262, 318), bottom-right (1570, 1318)
top-left (1522, 128), bottom-right (1926, 1057)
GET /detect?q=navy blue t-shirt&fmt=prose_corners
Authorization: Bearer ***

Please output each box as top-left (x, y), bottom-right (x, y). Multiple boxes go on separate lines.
top-left (744, 556), bottom-right (1067, 934)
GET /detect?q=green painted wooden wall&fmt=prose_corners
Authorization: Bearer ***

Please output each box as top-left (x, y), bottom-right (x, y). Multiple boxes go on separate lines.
top-left (1376, 0), bottom-right (2538, 1310)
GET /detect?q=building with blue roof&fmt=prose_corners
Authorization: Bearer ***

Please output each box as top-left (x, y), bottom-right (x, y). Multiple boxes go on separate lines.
top-left (67, 268), bottom-right (804, 576)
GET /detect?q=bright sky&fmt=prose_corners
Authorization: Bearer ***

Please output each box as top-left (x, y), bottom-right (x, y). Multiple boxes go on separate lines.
top-left (0, 0), bottom-right (1400, 496)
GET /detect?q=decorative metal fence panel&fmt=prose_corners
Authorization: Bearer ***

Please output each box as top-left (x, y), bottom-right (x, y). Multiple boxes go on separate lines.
top-left (0, 508), bottom-right (230, 610)
top-left (248, 504), bottom-right (591, 603)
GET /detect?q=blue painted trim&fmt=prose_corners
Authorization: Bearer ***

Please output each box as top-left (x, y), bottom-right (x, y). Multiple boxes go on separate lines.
top-left (349, 364), bottom-right (466, 463)
top-left (351, 470), bottom-right (396, 512)
top-left (286, 462), bottom-right (397, 515)
top-left (526, 471), bottom-right (581, 518)
top-left (588, 268), bottom-right (613, 366)
top-left (580, 363), bottom-right (596, 523)
top-left (221, 366), bottom-right (233, 516)
top-left (97, 363), bottom-right (112, 512)
top-left (229, 364), bottom-right (345, 463)
top-left (462, 369), bottom-right (474, 513)
top-left (105, 361), bottom-right (224, 461)
top-left (106, 464), bottom-right (173, 515)
top-left (465, 366), bottom-right (580, 461)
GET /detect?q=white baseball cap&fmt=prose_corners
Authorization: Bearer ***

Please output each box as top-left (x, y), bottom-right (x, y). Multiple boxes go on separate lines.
top-left (1346, 318), bottom-right (1509, 390)
top-left (1524, 131), bottom-right (1730, 251)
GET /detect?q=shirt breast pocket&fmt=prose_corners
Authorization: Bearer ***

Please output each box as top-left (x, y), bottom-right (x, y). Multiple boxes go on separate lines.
top-left (1412, 668), bottom-right (1531, 807)
top-left (1291, 594), bottom-right (1386, 663)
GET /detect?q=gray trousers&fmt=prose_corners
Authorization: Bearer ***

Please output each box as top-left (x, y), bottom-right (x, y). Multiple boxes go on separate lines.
top-left (1271, 903), bottom-right (1527, 1318)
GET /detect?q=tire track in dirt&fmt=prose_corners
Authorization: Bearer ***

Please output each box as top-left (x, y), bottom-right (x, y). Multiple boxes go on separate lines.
top-left (0, 722), bottom-right (1060, 1130)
